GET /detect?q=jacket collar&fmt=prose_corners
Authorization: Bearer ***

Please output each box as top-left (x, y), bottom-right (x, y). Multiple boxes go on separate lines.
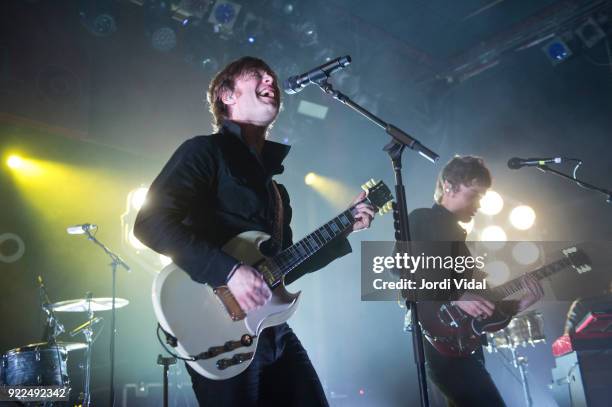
top-left (432, 203), bottom-right (467, 240)
top-left (221, 120), bottom-right (291, 176)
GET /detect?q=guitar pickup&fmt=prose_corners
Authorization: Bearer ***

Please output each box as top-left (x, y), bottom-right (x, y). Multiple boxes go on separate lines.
top-left (197, 334), bottom-right (254, 359)
top-left (216, 352), bottom-right (254, 370)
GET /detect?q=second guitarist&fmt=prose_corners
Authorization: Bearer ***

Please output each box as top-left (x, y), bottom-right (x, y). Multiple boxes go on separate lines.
top-left (409, 155), bottom-right (544, 407)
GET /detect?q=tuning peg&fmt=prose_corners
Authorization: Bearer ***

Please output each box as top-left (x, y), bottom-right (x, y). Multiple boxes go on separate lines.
top-left (362, 180), bottom-right (375, 191)
top-left (384, 201), bottom-right (393, 211)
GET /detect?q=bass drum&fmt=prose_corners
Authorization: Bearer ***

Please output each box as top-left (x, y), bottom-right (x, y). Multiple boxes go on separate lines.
top-left (2, 342), bottom-right (69, 386)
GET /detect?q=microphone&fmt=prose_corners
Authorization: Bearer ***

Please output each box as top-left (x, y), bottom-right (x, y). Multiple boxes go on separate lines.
top-left (284, 55), bottom-right (351, 94)
top-left (66, 224), bottom-right (97, 235)
top-left (508, 157), bottom-right (563, 169)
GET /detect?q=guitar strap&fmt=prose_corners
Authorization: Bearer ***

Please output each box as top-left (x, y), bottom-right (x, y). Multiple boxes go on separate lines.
top-left (270, 180), bottom-right (284, 252)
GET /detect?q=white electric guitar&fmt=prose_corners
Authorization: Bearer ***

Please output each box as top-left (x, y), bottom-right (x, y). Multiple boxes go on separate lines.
top-left (152, 180), bottom-right (393, 380)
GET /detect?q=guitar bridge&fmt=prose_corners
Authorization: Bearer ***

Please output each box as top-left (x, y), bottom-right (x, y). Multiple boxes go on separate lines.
top-left (216, 352), bottom-right (254, 370)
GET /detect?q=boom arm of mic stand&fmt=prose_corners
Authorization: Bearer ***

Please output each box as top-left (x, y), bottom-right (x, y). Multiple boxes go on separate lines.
top-left (537, 165), bottom-right (612, 204)
top-left (316, 79), bottom-right (439, 163)
top-left (313, 79), bottom-right (433, 406)
top-left (82, 229), bottom-right (130, 407)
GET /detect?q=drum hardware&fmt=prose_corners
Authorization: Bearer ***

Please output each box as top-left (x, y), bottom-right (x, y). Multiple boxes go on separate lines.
top-left (1, 272), bottom-right (128, 406)
top-left (486, 310), bottom-right (547, 407)
top-left (51, 297), bottom-right (129, 313)
top-left (38, 276), bottom-right (65, 342)
top-left (67, 222), bottom-right (131, 407)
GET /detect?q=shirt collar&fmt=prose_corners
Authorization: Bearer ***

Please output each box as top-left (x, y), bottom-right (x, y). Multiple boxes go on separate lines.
top-left (432, 203), bottom-right (467, 239)
top-left (221, 120), bottom-right (291, 176)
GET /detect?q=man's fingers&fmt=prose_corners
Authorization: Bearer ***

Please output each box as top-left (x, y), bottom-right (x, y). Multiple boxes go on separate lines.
top-left (355, 203), bottom-right (376, 217)
top-left (240, 296), bottom-right (257, 311)
top-left (351, 191), bottom-right (367, 205)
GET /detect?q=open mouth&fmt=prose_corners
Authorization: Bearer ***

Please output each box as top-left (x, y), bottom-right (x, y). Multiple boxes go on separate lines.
top-left (257, 88), bottom-right (276, 102)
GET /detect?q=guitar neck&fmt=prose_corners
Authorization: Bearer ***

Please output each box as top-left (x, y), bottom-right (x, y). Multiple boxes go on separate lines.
top-left (487, 257), bottom-right (571, 301)
top-left (260, 208), bottom-right (356, 287)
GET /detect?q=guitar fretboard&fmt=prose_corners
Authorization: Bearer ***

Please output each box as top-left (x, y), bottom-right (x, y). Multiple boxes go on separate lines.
top-left (487, 257), bottom-right (571, 301)
top-left (259, 209), bottom-right (355, 287)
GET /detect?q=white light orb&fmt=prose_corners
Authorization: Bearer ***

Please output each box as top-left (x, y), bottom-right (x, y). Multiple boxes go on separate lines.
top-left (512, 242), bottom-right (540, 265)
top-left (479, 190), bottom-right (504, 216)
top-left (510, 205), bottom-right (536, 230)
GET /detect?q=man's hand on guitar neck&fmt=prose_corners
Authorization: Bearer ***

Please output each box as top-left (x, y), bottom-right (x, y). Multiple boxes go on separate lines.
top-left (227, 264), bottom-right (272, 312)
top-left (453, 292), bottom-right (495, 318)
top-left (349, 191), bottom-right (376, 233)
top-left (516, 274), bottom-right (544, 313)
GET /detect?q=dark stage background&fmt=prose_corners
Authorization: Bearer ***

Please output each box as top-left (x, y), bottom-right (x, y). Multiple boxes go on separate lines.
top-left (1, 1), bottom-right (611, 406)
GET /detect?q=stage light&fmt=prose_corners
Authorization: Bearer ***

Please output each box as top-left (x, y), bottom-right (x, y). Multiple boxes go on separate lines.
top-left (304, 173), bottom-right (354, 210)
top-left (512, 242), bottom-right (540, 266)
top-left (575, 17), bottom-right (606, 48)
top-left (129, 187), bottom-right (149, 211)
top-left (509, 205), bottom-right (536, 230)
top-left (292, 21), bottom-right (318, 47)
top-left (458, 219), bottom-right (474, 234)
top-left (479, 190), bottom-right (504, 216)
top-left (79, 1), bottom-right (118, 38)
top-left (486, 261), bottom-right (510, 286)
top-left (7, 155), bottom-right (24, 169)
top-left (481, 225), bottom-right (507, 241)
top-left (297, 100), bottom-right (328, 120)
top-left (5, 155), bottom-right (42, 176)
top-left (208, 0), bottom-right (241, 31)
top-left (151, 27), bottom-right (177, 52)
top-left (542, 37), bottom-right (572, 65)
top-left (481, 225), bottom-right (507, 251)
top-left (242, 13), bottom-right (263, 45)
top-left (304, 172), bottom-right (317, 186)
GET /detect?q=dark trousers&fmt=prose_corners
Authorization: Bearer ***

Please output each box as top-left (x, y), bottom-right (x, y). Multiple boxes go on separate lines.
top-left (425, 342), bottom-right (506, 407)
top-left (186, 323), bottom-right (328, 407)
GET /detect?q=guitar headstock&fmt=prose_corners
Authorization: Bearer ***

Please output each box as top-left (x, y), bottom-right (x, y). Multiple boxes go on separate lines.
top-left (360, 179), bottom-right (394, 215)
top-left (562, 246), bottom-right (592, 274)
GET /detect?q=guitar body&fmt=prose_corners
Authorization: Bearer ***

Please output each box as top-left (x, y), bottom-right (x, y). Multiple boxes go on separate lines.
top-left (419, 301), bottom-right (512, 357)
top-left (152, 231), bottom-right (301, 380)
top-left (417, 247), bottom-right (591, 357)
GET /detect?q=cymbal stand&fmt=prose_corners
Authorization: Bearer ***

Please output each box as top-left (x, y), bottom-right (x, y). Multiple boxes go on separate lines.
top-left (78, 292), bottom-right (95, 407)
top-left (510, 347), bottom-right (533, 407)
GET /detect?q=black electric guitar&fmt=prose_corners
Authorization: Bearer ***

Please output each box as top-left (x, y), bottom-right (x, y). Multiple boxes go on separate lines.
top-left (419, 246), bottom-right (591, 356)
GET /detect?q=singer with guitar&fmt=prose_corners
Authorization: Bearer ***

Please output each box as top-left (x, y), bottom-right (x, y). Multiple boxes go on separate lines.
top-left (409, 155), bottom-right (544, 407)
top-left (134, 56), bottom-right (376, 407)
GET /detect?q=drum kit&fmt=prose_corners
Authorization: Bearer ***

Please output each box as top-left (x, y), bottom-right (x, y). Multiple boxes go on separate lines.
top-left (486, 310), bottom-right (546, 407)
top-left (0, 281), bottom-right (129, 406)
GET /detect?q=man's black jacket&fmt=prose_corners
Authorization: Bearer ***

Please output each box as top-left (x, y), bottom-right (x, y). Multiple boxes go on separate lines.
top-left (134, 121), bottom-right (351, 287)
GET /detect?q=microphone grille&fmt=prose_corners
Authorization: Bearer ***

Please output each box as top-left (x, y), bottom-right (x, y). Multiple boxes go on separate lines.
top-left (507, 157), bottom-right (522, 170)
top-left (283, 77), bottom-right (299, 95)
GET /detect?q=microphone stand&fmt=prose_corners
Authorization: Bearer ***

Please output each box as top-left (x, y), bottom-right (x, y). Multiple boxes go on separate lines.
top-left (82, 227), bottom-right (131, 407)
top-left (313, 77), bottom-right (438, 407)
top-left (535, 165), bottom-right (612, 203)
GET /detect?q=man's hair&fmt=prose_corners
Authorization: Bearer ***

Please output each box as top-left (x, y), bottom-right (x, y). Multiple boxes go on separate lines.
top-left (434, 155), bottom-right (492, 203)
top-left (207, 56), bottom-right (281, 131)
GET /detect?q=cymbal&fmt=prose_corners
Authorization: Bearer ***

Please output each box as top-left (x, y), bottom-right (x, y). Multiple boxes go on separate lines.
top-left (50, 297), bottom-right (129, 312)
top-left (15, 342), bottom-right (87, 352)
